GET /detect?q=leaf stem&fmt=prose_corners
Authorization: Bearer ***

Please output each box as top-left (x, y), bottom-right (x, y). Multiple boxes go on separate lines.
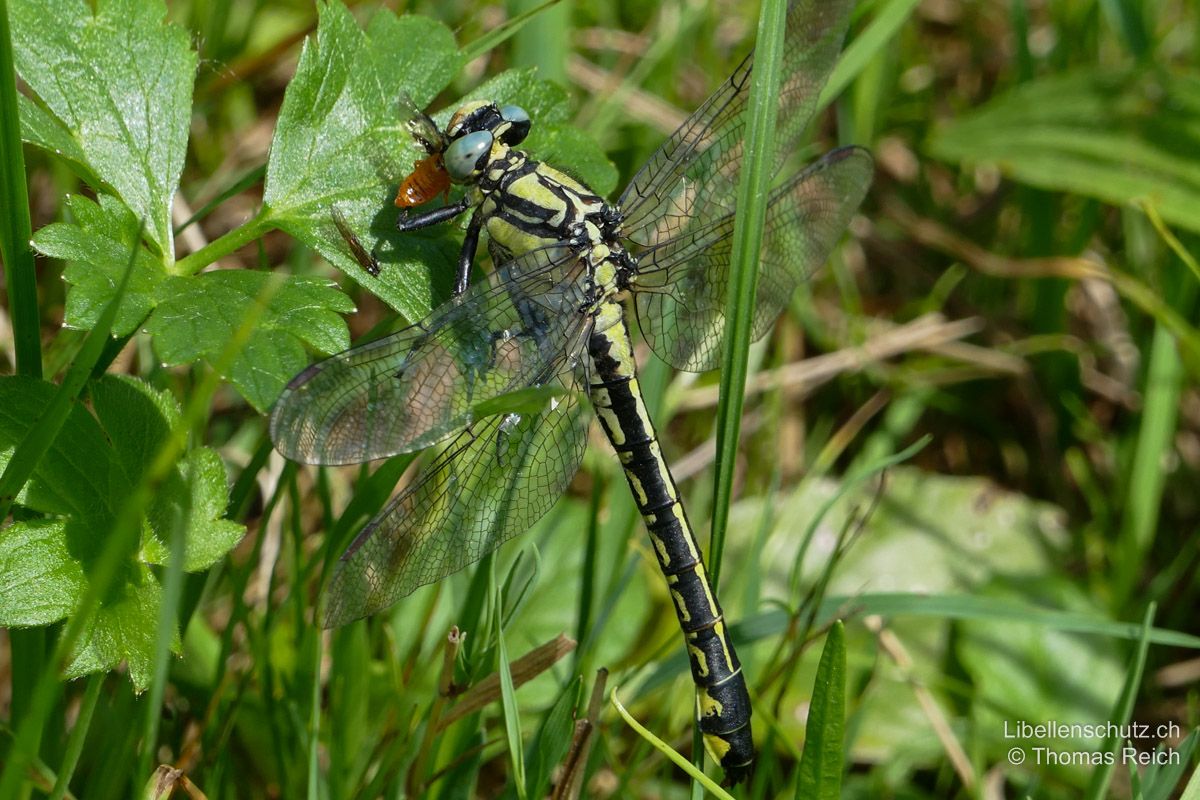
top-left (173, 208), bottom-right (273, 275)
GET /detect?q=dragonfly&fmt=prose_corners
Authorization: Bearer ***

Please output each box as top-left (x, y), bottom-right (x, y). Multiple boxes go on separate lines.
top-left (269, 0), bottom-right (871, 785)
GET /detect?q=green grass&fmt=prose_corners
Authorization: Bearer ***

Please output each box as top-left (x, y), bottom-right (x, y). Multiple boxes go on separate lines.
top-left (2, 0), bottom-right (1200, 798)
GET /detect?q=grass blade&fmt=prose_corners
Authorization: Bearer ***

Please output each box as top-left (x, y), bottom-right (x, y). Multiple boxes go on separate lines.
top-left (819, 0), bottom-right (921, 110)
top-left (609, 686), bottom-right (735, 800)
top-left (495, 594), bottom-right (527, 798)
top-left (1114, 322), bottom-right (1181, 601)
top-left (795, 621), bottom-right (846, 800)
top-left (47, 673), bottom-right (103, 800)
top-left (463, 0), bottom-right (561, 65)
top-left (0, 0), bottom-right (41, 378)
top-left (1085, 602), bottom-right (1156, 799)
top-left (709, 0), bottom-right (789, 588)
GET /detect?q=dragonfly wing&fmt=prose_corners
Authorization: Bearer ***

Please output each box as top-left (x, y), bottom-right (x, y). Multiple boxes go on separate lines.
top-left (618, 0), bottom-right (857, 248)
top-left (322, 366), bottom-right (591, 627)
top-left (633, 146), bottom-right (872, 371)
top-left (270, 245), bottom-right (590, 465)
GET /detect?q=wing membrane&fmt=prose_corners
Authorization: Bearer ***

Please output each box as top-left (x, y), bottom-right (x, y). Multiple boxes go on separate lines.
top-left (633, 146), bottom-right (873, 371)
top-left (323, 368), bottom-right (590, 627)
top-left (270, 245), bottom-right (591, 465)
top-left (618, 0), bottom-right (855, 248)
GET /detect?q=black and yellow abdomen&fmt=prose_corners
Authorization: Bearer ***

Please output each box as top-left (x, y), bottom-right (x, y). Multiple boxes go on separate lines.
top-left (587, 300), bottom-right (754, 782)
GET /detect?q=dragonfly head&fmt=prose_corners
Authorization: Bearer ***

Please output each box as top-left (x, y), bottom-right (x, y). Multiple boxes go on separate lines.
top-left (440, 100), bottom-right (532, 183)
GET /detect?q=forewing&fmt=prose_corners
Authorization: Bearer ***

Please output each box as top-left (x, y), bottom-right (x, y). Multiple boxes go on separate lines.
top-left (618, 0), bottom-right (855, 248)
top-left (270, 245), bottom-right (590, 465)
top-left (323, 368), bottom-right (590, 627)
top-left (633, 146), bottom-right (872, 371)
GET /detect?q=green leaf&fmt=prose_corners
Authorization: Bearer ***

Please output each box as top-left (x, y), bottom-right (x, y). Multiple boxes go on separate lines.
top-left (89, 376), bottom-right (244, 571)
top-left (62, 565), bottom-right (178, 689)
top-left (928, 69), bottom-right (1200, 234)
top-left (0, 375), bottom-right (244, 688)
top-left (262, 2), bottom-right (465, 321)
top-left (731, 467), bottom-right (1083, 761)
top-left (88, 375), bottom-right (181, 483)
top-left (522, 677), bottom-right (580, 799)
top-left (9, 0), bottom-right (196, 255)
top-left (796, 621), bottom-right (846, 800)
top-left (0, 376), bottom-right (127, 529)
top-left (34, 193), bottom-right (354, 410)
top-left (496, 605), bottom-right (527, 799)
top-left (0, 520), bottom-right (86, 627)
top-left (145, 271), bottom-right (354, 412)
top-left (139, 449), bottom-right (245, 572)
top-left (16, 94), bottom-right (95, 184)
top-left (32, 194), bottom-right (165, 336)
top-left (454, 69), bottom-right (575, 127)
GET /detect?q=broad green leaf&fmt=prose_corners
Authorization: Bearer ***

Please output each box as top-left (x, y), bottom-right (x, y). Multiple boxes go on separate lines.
top-left (33, 194), bottom-right (165, 336)
top-left (453, 69), bottom-right (576, 128)
top-left (262, 2), bottom-right (465, 321)
top-left (145, 271), bottom-right (354, 412)
top-left (34, 195), bottom-right (354, 410)
top-left (775, 468), bottom-right (1070, 598)
top-left (88, 375), bottom-right (181, 482)
top-left (16, 94), bottom-right (95, 184)
top-left (0, 376), bottom-right (126, 529)
top-left (796, 621), bottom-right (846, 800)
top-left (0, 520), bottom-right (87, 627)
top-left (89, 376), bottom-right (244, 571)
top-left (62, 565), bottom-right (179, 688)
top-left (0, 375), bottom-right (244, 688)
top-left (362, 10), bottom-right (462, 107)
top-left (10, 0), bottom-right (196, 255)
top-left (138, 449), bottom-right (245, 572)
top-left (928, 69), bottom-right (1200, 234)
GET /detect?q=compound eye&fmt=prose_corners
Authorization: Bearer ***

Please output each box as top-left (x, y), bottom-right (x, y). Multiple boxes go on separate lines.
top-left (443, 130), bottom-right (494, 181)
top-left (498, 104), bottom-right (531, 145)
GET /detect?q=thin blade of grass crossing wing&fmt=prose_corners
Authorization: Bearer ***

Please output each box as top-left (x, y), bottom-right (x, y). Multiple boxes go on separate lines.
top-left (617, 0), bottom-right (857, 249)
top-left (322, 367), bottom-right (591, 628)
top-left (633, 146), bottom-right (873, 372)
top-left (269, 246), bottom-right (587, 465)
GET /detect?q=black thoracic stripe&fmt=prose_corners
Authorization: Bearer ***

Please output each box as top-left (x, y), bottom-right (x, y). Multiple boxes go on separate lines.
top-left (541, 175), bottom-right (587, 213)
top-left (500, 192), bottom-right (560, 222)
top-left (496, 156), bottom-right (539, 190)
top-left (496, 210), bottom-right (561, 239)
top-left (587, 310), bottom-right (754, 782)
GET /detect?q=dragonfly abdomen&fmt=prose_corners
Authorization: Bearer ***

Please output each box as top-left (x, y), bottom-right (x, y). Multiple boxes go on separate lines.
top-left (588, 306), bottom-right (754, 784)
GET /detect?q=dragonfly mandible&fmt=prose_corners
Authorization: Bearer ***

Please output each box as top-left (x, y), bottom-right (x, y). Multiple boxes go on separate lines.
top-left (269, 0), bottom-right (872, 785)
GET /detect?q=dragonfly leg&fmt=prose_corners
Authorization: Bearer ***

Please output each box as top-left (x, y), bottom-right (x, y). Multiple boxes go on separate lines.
top-left (395, 196), bottom-right (470, 232)
top-left (455, 212), bottom-right (484, 296)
